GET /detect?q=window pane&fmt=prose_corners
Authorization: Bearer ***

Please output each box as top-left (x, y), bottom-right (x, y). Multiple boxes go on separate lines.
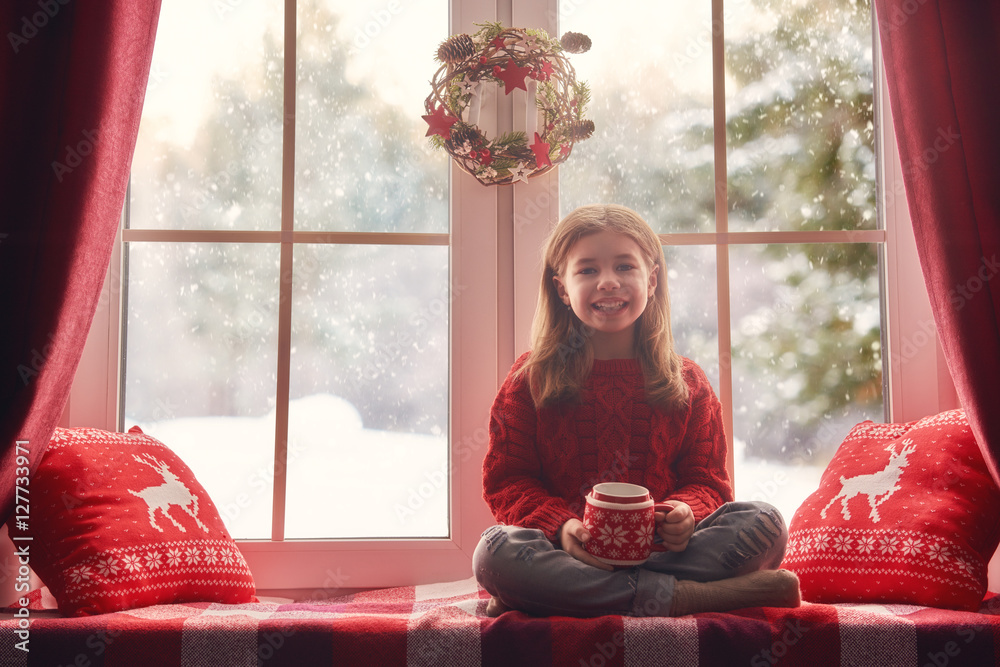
top-left (294, 0), bottom-right (448, 233)
top-left (726, 0), bottom-right (875, 232)
top-left (285, 244), bottom-right (449, 538)
top-left (123, 243), bottom-right (281, 539)
top-left (559, 1), bottom-right (715, 233)
top-left (131, 1), bottom-right (284, 231)
top-left (730, 243), bottom-right (883, 520)
top-left (665, 245), bottom-right (720, 391)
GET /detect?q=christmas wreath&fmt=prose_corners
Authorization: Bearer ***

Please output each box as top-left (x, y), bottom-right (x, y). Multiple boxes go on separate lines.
top-left (423, 22), bottom-right (593, 186)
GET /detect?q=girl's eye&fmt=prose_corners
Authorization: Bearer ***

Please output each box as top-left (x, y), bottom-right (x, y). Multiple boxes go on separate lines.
top-left (579, 267), bottom-right (596, 275)
top-left (617, 264), bottom-right (634, 271)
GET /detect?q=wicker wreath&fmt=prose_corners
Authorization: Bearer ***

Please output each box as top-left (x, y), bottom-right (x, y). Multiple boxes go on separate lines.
top-left (423, 23), bottom-right (593, 186)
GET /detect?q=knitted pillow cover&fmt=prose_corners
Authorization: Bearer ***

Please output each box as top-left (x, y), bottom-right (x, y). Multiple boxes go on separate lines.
top-left (8, 426), bottom-right (256, 616)
top-left (781, 409), bottom-right (1000, 611)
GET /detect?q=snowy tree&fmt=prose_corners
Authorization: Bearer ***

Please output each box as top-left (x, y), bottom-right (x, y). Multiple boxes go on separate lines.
top-left (725, 0), bottom-right (880, 461)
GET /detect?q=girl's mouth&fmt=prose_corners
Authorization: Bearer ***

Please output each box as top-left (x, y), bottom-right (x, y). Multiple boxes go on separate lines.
top-left (592, 300), bottom-right (627, 313)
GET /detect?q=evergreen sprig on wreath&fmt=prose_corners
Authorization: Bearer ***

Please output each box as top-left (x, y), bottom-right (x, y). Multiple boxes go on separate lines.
top-left (423, 23), bottom-right (593, 186)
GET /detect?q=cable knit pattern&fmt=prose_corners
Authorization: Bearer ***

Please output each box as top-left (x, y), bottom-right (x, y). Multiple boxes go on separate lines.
top-left (483, 352), bottom-right (734, 541)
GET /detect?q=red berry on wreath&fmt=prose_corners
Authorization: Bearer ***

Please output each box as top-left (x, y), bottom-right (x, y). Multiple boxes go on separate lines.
top-left (493, 65), bottom-right (502, 76)
top-left (480, 56), bottom-right (488, 65)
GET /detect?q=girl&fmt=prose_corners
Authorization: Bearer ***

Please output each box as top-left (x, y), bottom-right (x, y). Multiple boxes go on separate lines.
top-left (473, 204), bottom-right (801, 617)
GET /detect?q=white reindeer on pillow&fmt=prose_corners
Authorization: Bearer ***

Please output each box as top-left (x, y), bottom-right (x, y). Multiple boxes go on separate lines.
top-left (820, 439), bottom-right (917, 524)
top-left (129, 453), bottom-right (209, 533)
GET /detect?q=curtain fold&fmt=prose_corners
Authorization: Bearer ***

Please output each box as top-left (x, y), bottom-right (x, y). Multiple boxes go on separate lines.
top-left (874, 1), bottom-right (1000, 484)
top-left (0, 1), bottom-right (161, 522)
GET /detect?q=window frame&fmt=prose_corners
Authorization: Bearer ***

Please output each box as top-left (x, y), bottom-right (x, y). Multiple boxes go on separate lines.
top-left (65, 0), bottom-right (955, 596)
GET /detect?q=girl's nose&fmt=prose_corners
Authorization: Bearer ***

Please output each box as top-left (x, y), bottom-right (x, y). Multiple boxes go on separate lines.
top-left (597, 272), bottom-right (620, 289)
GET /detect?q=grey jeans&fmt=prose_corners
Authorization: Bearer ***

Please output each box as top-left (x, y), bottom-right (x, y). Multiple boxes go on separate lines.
top-left (473, 501), bottom-right (787, 617)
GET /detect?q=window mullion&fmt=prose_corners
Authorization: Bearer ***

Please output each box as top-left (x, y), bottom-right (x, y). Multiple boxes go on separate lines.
top-left (712, 0), bottom-right (735, 485)
top-left (270, 0), bottom-right (298, 542)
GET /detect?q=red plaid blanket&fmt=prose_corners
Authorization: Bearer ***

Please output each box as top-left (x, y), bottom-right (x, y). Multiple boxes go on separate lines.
top-left (2, 580), bottom-right (998, 666)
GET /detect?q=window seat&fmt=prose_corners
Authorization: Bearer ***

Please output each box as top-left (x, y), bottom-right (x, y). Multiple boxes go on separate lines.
top-left (3, 578), bottom-right (998, 666)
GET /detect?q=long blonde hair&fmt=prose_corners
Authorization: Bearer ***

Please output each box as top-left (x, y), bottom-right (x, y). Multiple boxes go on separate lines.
top-left (518, 204), bottom-right (689, 410)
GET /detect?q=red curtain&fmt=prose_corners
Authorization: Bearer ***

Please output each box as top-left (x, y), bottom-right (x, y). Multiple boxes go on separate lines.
top-left (0, 1), bottom-right (161, 522)
top-left (874, 1), bottom-right (1000, 484)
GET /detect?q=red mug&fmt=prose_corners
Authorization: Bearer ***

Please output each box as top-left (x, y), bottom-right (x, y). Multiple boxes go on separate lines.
top-left (583, 482), bottom-right (672, 566)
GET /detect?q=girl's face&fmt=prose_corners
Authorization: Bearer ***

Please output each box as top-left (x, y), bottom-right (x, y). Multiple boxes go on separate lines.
top-left (553, 230), bottom-right (659, 360)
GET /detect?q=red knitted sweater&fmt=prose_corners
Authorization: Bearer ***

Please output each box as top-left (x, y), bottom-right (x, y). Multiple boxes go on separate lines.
top-left (482, 352), bottom-right (734, 541)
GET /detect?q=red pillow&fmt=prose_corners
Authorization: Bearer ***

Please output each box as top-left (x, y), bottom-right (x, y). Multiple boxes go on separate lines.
top-left (781, 409), bottom-right (1000, 611)
top-left (8, 426), bottom-right (256, 616)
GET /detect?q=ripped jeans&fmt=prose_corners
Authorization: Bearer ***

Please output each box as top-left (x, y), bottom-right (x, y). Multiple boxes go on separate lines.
top-left (473, 501), bottom-right (787, 617)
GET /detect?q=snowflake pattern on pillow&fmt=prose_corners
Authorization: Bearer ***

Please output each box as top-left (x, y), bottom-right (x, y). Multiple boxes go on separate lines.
top-left (781, 410), bottom-right (1000, 611)
top-left (7, 427), bottom-right (256, 616)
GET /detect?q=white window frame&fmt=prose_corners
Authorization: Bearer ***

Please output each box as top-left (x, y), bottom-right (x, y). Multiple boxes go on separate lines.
top-left (65, 0), bottom-right (960, 596)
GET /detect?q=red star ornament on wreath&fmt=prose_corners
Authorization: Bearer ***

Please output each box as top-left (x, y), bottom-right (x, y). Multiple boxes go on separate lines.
top-left (423, 22), bottom-right (594, 186)
top-left (530, 132), bottom-right (552, 168)
top-left (495, 58), bottom-right (532, 94)
top-left (422, 105), bottom-right (459, 139)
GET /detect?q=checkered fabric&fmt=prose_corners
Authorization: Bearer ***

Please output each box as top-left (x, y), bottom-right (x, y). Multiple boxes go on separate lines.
top-left (2, 580), bottom-right (998, 666)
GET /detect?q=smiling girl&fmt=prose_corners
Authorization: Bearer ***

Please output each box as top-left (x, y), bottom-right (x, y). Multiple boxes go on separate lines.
top-left (473, 204), bottom-right (801, 617)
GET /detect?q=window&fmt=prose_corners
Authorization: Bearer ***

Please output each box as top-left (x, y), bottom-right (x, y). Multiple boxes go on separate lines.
top-left (556, 0), bottom-right (883, 521)
top-left (116, 0), bottom-right (495, 594)
top-left (70, 0), bottom-right (950, 594)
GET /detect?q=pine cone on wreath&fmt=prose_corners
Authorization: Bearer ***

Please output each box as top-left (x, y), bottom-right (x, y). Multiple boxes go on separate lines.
top-left (437, 34), bottom-right (476, 64)
top-left (569, 119), bottom-right (595, 141)
top-left (447, 123), bottom-right (483, 150)
top-left (560, 31), bottom-right (592, 54)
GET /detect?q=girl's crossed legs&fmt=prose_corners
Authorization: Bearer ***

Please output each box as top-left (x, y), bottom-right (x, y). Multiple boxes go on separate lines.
top-left (473, 500), bottom-right (800, 617)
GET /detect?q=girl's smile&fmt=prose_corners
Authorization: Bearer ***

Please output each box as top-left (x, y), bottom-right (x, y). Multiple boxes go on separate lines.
top-left (553, 230), bottom-right (658, 359)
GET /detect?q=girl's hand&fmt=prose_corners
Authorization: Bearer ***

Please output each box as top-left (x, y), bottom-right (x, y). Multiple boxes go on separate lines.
top-left (654, 501), bottom-right (695, 552)
top-left (558, 518), bottom-right (614, 571)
